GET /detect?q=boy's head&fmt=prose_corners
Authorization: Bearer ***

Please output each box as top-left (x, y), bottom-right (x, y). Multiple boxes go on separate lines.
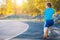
top-left (46, 2), bottom-right (52, 8)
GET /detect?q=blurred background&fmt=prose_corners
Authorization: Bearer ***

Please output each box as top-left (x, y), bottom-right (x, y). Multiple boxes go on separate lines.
top-left (0, 0), bottom-right (60, 23)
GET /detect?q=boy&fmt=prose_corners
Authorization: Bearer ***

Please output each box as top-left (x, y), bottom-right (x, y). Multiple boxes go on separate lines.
top-left (43, 2), bottom-right (54, 39)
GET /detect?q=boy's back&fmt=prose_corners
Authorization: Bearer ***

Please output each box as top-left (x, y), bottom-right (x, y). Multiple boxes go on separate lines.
top-left (44, 8), bottom-right (54, 20)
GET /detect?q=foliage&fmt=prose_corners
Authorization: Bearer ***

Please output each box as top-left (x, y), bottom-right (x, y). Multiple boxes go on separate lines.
top-left (51, 0), bottom-right (60, 12)
top-left (0, 0), bottom-right (60, 16)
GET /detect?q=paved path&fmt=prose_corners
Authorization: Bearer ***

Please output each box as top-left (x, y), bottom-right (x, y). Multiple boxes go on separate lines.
top-left (0, 20), bottom-right (29, 40)
top-left (0, 20), bottom-right (60, 40)
top-left (11, 21), bottom-right (60, 40)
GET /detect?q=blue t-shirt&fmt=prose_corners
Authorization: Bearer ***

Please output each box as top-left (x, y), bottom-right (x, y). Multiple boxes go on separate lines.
top-left (44, 8), bottom-right (54, 20)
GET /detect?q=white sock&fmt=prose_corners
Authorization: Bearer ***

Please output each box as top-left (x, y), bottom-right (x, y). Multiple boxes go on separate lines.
top-left (48, 30), bottom-right (51, 34)
top-left (44, 27), bottom-right (48, 33)
top-left (48, 29), bottom-right (51, 35)
top-left (44, 27), bottom-right (51, 35)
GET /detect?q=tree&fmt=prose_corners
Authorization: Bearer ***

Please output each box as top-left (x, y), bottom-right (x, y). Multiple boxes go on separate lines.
top-left (51, 0), bottom-right (60, 12)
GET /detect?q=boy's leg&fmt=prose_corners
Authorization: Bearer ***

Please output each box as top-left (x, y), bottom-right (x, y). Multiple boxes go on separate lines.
top-left (43, 27), bottom-right (48, 39)
top-left (43, 27), bottom-right (51, 39)
top-left (48, 27), bottom-right (51, 36)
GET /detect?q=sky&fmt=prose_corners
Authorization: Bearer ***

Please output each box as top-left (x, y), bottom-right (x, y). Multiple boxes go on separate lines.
top-left (0, 0), bottom-right (6, 6)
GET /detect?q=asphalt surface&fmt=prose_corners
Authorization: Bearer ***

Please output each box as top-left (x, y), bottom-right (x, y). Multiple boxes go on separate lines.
top-left (11, 21), bottom-right (60, 40)
top-left (0, 20), bottom-right (29, 40)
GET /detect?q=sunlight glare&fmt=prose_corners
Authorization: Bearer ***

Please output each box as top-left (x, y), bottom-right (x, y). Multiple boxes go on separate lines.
top-left (16, 0), bottom-right (23, 5)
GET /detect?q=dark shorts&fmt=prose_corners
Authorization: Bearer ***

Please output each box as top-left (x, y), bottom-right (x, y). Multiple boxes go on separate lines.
top-left (44, 20), bottom-right (54, 27)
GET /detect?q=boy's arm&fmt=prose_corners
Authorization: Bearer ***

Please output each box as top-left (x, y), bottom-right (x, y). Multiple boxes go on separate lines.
top-left (53, 9), bottom-right (55, 17)
top-left (53, 12), bottom-right (56, 17)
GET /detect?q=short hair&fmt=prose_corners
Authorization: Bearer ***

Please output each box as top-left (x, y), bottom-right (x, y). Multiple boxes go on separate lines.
top-left (46, 2), bottom-right (52, 7)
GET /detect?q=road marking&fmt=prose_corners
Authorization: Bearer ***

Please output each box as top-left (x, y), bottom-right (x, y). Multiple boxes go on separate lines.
top-left (0, 20), bottom-right (29, 40)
